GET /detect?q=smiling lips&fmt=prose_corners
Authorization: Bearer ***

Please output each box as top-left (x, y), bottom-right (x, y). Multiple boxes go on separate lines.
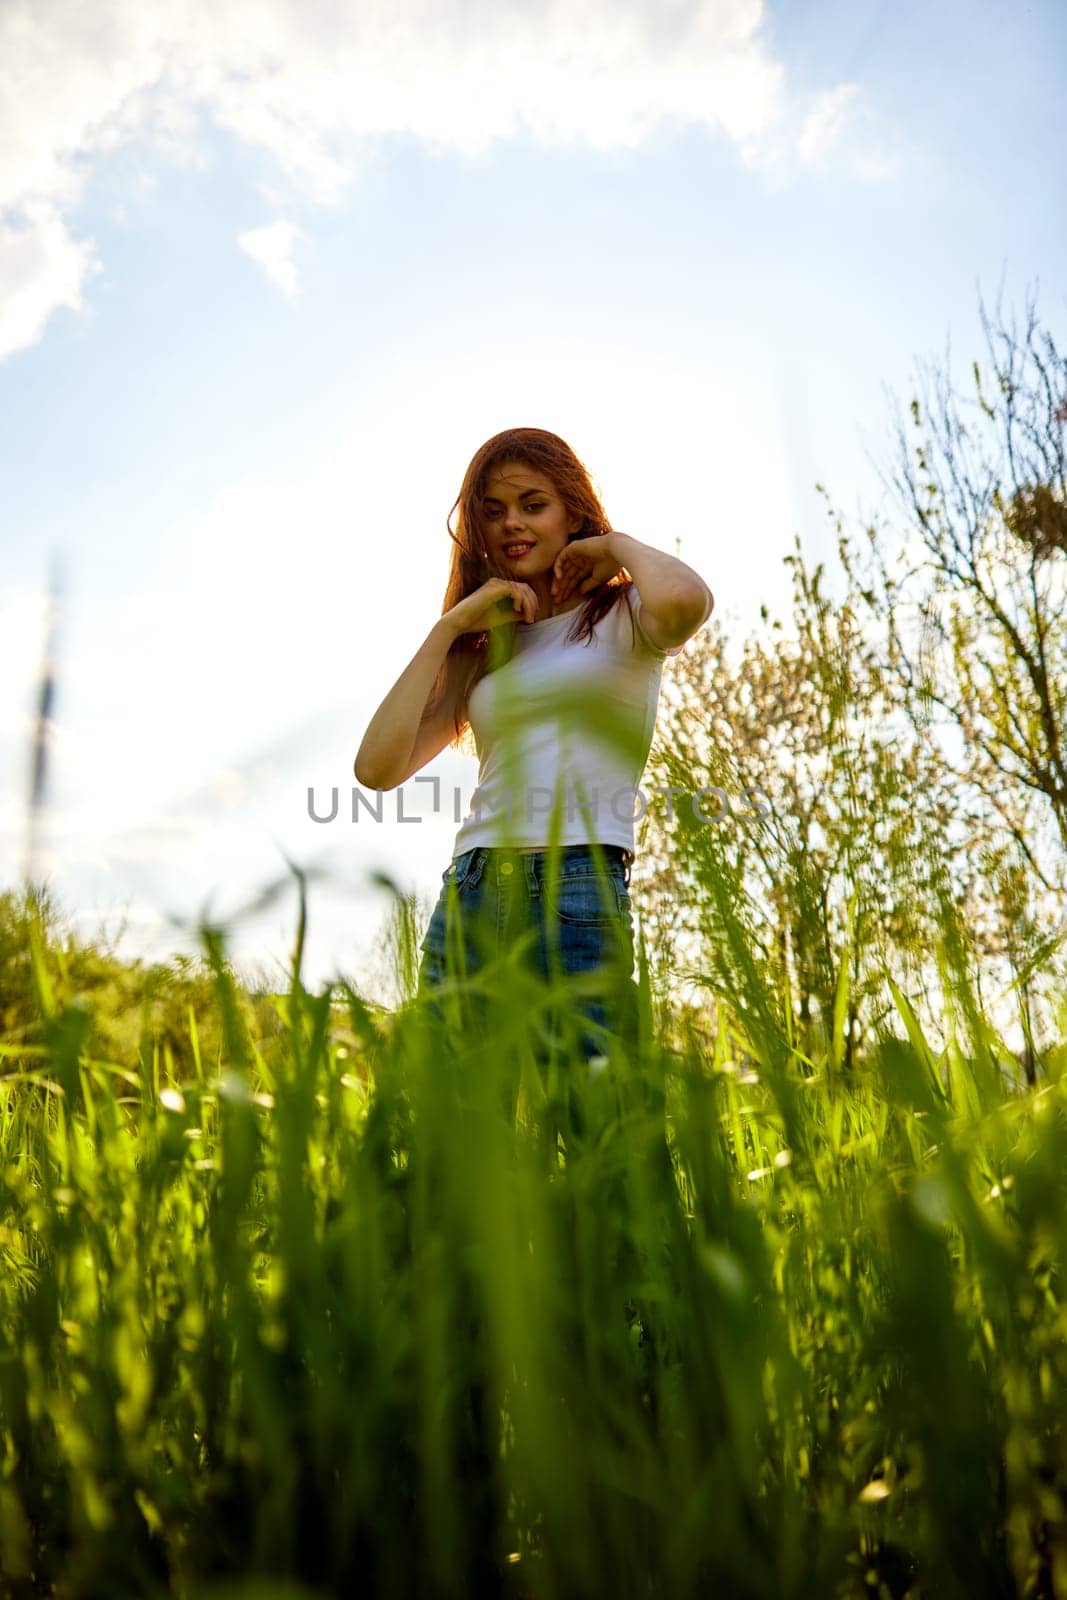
top-left (503, 542), bottom-right (534, 559)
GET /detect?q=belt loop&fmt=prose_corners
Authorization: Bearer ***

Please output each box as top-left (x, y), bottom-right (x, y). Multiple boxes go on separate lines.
top-left (524, 851), bottom-right (543, 902)
top-left (464, 848), bottom-right (486, 890)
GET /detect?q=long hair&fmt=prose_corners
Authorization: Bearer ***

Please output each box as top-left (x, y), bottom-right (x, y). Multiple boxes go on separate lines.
top-left (425, 428), bottom-right (637, 746)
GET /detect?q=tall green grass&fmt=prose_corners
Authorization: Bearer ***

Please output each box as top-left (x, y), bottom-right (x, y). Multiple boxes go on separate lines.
top-left (0, 859), bottom-right (1065, 1600)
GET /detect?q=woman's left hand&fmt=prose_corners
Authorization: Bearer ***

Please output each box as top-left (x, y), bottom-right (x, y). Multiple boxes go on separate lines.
top-left (551, 533), bottom-right (625, 603)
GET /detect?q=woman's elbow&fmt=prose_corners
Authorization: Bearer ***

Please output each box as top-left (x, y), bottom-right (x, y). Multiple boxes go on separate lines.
top-left (354, 756), bottom-right (390, 790)
top-left (675, 583), bottom-right (714, 630)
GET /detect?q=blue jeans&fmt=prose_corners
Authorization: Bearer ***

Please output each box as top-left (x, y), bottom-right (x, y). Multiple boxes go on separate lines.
top-left (415, 843), bottom-right (639, 1084)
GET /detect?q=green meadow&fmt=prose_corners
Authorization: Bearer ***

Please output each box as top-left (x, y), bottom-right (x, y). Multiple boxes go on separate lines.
top-left (1, 852), bottom-right (1064, 1600)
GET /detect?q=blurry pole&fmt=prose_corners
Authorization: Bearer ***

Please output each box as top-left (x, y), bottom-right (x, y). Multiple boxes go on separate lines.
top-left (23, 553), bottom-right (65, 898)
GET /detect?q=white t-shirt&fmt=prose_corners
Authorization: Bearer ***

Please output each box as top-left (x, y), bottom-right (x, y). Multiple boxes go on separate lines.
top-left (450, 583), bottom-right (685, 858)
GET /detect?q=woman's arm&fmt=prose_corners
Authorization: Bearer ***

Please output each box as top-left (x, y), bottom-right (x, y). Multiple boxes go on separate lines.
top-left (354, 616), bottom-right (464, 791)
top-left (355, 577), bottom-right (541, 790)
top-left (607, 532), bottom-right (714, 633)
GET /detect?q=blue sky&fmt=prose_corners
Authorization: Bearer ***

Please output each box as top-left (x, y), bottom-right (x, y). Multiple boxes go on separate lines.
top-left (2, 0), bottom-right (1065, 996)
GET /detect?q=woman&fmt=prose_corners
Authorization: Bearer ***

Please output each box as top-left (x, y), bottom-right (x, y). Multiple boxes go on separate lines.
top-left (355, 427), bottom-right (714, 1113)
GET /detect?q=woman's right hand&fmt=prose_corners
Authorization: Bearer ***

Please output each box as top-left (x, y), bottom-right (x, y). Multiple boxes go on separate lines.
top-left (446, 578), bottom-right (539, 633)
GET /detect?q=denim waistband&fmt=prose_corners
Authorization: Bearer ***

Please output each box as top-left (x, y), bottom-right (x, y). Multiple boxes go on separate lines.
top-left (453, 842), bottom-right (632, 887)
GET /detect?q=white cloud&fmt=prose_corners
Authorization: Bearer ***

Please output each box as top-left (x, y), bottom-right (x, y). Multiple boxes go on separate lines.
top-left (0, 0), bottom-right (900, 362)
top-left (238, 218), bottom-right (302, 296)
top-left (796, 82), bottom-right (904, 179)
top-left (0, 199), bottom-right (101, 359)
top-left (797, 83), bottom-right (861, 166)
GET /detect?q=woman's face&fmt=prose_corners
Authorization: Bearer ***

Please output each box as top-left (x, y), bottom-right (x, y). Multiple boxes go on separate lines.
top-left (480, 461), bottom-right (582, 579)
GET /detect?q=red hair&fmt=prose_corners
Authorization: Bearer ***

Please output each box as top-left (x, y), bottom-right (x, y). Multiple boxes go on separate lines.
top-left (426, 427), bottom-right (637, 746)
